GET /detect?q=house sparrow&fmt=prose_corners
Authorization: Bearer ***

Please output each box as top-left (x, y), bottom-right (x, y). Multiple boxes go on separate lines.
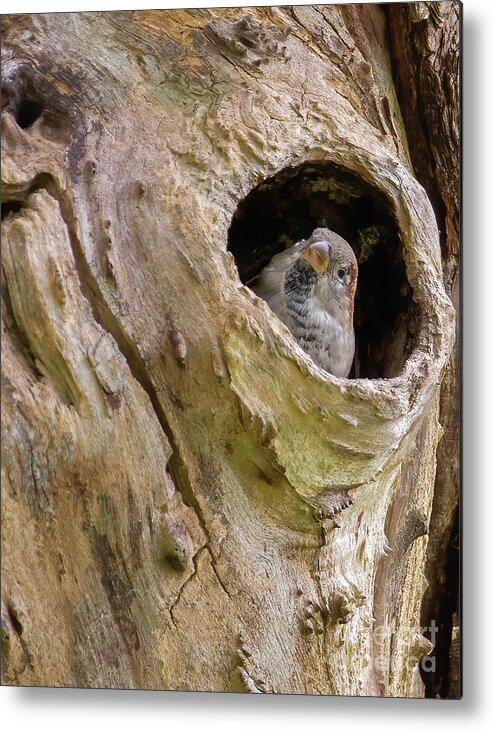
top-left (252, 228), bottom-right (358, 377)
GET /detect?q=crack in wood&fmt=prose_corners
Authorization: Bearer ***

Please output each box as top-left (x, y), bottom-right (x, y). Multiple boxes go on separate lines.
top-left (7, 172), bottom-right (213, 556)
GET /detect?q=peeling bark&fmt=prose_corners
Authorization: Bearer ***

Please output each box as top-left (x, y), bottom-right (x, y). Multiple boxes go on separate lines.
top-left (1, 4), bottom-right (458, 696)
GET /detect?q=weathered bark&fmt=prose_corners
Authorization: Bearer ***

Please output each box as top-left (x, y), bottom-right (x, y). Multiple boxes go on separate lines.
top-left (1, 4), bottom-right (457, 696)
top-left (387, 0), bottom-right (460, 698)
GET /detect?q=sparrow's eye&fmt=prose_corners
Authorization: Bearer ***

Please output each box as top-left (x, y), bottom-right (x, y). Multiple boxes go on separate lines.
top-left (337, 266), bottom-right (348, 280)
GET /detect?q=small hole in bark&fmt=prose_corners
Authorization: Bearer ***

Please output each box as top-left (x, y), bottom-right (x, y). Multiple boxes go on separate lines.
top-left (6, 603), bottom-right (23, 637)
top-left (1, 201), bottom-right (24, 221)
top-left (227, 162), bottom-right (417, 379)
top-left (164, 554), bottom-right (185, 572)
top-left (16, 98), bottom-right (43, 128)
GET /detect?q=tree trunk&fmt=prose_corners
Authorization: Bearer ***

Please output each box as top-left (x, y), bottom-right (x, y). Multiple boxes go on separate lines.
top-left (1, 3), bottom-right (458, 696)
top-left (386, 1), bottom-right (460, 698)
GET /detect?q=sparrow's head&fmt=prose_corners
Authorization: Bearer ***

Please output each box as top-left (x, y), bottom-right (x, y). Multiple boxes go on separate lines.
top-left (253, 228), bottom-right (358, 329)
top-left (293, 229), bottom-right (358, 317)
top-left (300, 228), bottom-right (357, 289)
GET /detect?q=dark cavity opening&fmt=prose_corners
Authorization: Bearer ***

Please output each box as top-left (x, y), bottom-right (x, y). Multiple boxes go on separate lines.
top-left (2, 70), bottom-right (72, 145)
top-left (1, 79), bottom-right (43, 129)
top-left (15, 97), bottom-right (43, 129)
top-left (1, 200), bottom-right (24, 221)
top-left (227, 162), bottom-right (418, 379)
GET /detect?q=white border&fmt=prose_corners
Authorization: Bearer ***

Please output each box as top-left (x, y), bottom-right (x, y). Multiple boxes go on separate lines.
top-left (2, 0), bottom-right (493, 727)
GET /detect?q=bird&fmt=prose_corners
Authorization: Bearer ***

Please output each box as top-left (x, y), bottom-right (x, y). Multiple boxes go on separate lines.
top-left (251, 228), bottom-right (358, 377)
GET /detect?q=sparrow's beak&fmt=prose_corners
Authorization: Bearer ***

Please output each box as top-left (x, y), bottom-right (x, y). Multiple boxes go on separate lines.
top-left (302, 241), bottom-right (330, 273)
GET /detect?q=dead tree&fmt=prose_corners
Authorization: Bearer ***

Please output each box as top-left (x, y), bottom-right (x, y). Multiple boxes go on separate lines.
top-left (1, 3), bottom-right (458, 696)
